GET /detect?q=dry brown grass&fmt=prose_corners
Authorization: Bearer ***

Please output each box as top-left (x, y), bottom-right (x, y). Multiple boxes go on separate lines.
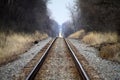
top-left (0, 31), bottom-right (48, 65)
top-left (82, 31), bottom-right (120, 63)
top-left (82, 32), bottom-right (118, 46)
top-left (68, 29), bottom-right (85, 39)
top-left (99, 43), bottom-right (120, 62)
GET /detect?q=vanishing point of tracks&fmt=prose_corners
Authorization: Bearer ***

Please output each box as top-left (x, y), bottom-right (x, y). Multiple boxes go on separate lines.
top-left (19, 38), bottom-right (90, 80)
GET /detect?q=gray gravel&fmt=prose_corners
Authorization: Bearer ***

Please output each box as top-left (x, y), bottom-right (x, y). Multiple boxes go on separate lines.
top-left (35, 38), bottom-right (80, 80)
top-left (69, 39), bottom-right (120, 80)
top-left (0, 38), bottom-right (51, 80)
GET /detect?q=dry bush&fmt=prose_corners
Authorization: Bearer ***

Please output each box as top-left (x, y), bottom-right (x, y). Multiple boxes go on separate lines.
top-left (68, 29), bottom-right (85, 39)
top-left (33, 31), bottom-right (48, 41)
top-left (82, 31), bottom-right (120, 63)
top-left (82, 32), bottom-right (118, 46)
top-left (0, 32), bottom-right (48, 65)
top-left (99, 43), bottom-right (120, 63)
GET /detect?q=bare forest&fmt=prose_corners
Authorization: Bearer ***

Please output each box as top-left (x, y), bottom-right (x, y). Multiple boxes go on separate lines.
top-left (68, 0), bottom-right (120, 63)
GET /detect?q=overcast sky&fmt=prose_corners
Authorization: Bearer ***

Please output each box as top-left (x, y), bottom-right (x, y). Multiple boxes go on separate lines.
top-left (48, 0), bottom-right (74, 25)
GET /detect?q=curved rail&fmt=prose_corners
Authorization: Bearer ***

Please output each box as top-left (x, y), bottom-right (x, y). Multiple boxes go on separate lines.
top-left (26, 38), bottom-right (57, 80)
top-left (65, 39), bottom-right (90, 80)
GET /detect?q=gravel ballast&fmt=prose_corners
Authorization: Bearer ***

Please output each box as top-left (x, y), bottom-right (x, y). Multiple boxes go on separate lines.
top-left (69, 39), bottom-right (120, 80)
top-left (0, 38), bottom-right (51, 80)
top-left (35, 38), bottom-right (80, 80)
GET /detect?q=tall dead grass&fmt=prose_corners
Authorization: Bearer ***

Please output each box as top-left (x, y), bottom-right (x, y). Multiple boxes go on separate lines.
top-left (68, 29), bottom-right (85, 39)
top-left (0, 31), bottom-right (48, 65)
top-left (82, 32), bottom-right (118, 46)
top-left (99, 43), bottom-right (120, 62)
top-left (82, 31), bottom-right (120, 63)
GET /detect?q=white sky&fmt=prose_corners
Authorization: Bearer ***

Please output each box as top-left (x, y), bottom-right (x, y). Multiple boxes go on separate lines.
top-left (48, 0), bottom-right (74, 25)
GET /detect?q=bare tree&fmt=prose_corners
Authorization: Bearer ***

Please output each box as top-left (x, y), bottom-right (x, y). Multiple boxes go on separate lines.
top-left (75, 0), bottom-right (120, 33)
top-left (0, 0), bottom-right (53, 35)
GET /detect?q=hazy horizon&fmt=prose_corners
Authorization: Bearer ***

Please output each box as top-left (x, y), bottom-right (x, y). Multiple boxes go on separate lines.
top-left (48, 0), bottom-right (74, 25)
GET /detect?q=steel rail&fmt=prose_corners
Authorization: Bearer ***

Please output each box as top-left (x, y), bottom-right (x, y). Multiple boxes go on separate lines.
top-left (65, 39), bottom-right (90, 80)
top-left (26, 38), bottom-right (57, 80)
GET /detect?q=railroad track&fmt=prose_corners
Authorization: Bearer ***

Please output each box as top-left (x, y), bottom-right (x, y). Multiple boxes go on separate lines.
top-left (18, 38), bottom-right (90, 80)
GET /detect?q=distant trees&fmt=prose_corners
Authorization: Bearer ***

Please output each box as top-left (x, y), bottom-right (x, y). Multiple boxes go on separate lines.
top-left (71, 0), bottom-right (120, 34)
top-left (0, 0), bottom-right (57, 36)
top-left (62, 21), bottom-right (74, 37)
top-left (49, 19), bottom-right (59, 37)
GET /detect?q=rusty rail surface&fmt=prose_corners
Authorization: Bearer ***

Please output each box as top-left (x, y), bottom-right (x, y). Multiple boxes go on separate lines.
top-left (65, 39), bottom-right (90, 80)
top-left (26, 38), bottom-right (57, 80)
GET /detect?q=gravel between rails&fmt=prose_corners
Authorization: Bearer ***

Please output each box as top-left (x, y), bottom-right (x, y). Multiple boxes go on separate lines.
top-left (69, 39), bottom-right (120, 80)
top-left (0, 38), bottom-right (51, 80)
top-left (35, 38), bottom-right (80, 80)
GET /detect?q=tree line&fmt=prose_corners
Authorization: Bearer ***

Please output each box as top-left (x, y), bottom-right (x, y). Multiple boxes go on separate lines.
top-left (70, 0), bottom-right (120, 34)
top-left (0, 0), bottom-right (59, 36)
